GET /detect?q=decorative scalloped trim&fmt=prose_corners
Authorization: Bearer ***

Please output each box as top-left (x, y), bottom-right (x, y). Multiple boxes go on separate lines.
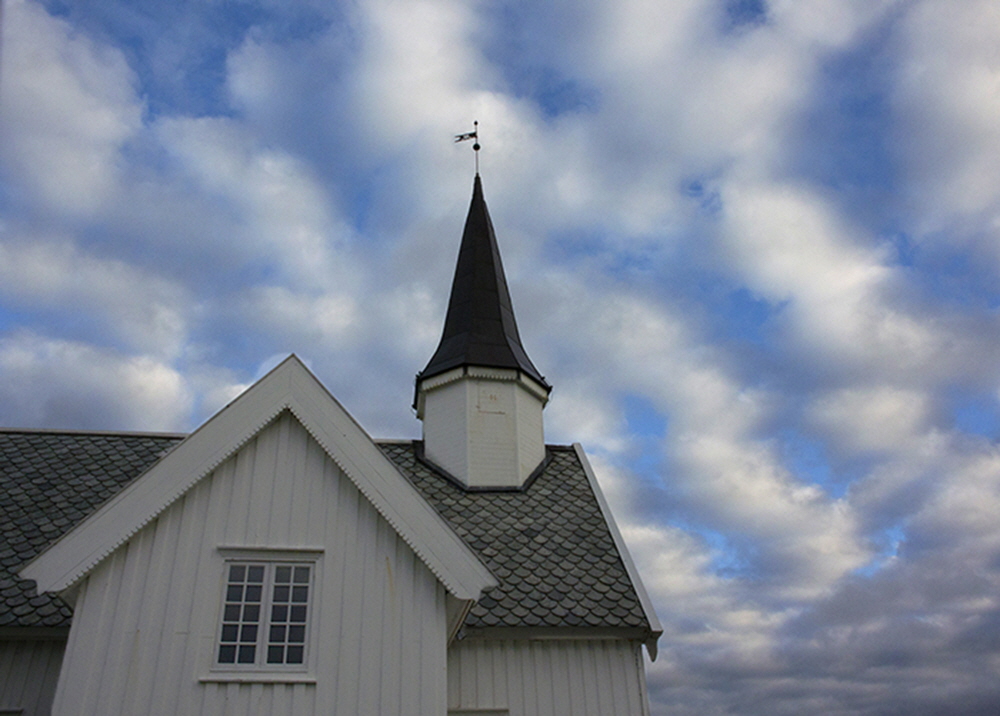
top-left (464, 366), bottom-right (520, 381)
top-left (34, 357), bottom-right (493, 602)
top-left (289, 406), bottom-right (463, 597)
top-left (61, 405), bottom-right (290, 591)
top-left (418, 366), bottom-right (549, 404)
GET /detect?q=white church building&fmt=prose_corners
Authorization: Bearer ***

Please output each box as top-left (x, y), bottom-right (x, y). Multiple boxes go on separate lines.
top-left (0, 175), bottom-right (661, 715)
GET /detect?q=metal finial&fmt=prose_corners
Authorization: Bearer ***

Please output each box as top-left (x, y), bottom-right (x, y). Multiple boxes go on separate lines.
top-left (455, 120), bottom-right (480, 173)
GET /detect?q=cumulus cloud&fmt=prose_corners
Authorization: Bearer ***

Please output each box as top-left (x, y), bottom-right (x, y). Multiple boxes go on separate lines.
top-left (809, 385), bottom-right (931, 456)
top-left (4, 0), bottom-right (1000, 713)
top-left (0, 332), bottom-right (190, 431)
top-left (891, 0), bottom-right (1000, 266)
top-left (0, 0), bottom-right (141, 218)
top-left (775, 448), bottom-right (1000, 715)
top-left (721, 181), bottom-right (927, 373)
top-left (153, 115), bottom-right (355, 290)
top-left (531, 272), bottom-right (869, 603)
top-left (0, 232), bottom-right (190, 358)
top-left (241, 285), bottom-right (360, 347)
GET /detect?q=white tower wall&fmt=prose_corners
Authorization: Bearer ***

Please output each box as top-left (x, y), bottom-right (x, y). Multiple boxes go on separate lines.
top-left (418, 368), bottom-right (547, 489)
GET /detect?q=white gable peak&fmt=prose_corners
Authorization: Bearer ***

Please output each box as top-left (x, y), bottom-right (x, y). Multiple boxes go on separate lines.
top-left (20, 355), bottom-right (496, 602)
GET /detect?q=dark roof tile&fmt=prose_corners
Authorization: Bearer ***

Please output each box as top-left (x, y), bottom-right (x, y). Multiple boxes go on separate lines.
top-left (379, 441), bottom-right (652, 634)
top-left (0, 430), bottom-right (182, 628)
top-left (2, 430), bottom-right (652, 637)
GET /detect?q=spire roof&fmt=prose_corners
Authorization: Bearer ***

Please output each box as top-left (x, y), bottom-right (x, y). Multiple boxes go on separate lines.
top-left (418, 175), bottom-right (549, 391)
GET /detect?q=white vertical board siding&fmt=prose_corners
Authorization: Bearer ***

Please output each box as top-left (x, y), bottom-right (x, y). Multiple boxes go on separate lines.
top-left (448, 639), bottom-right (650, 716)
top-left (0, 637), bottom-right (65, 716)
top-left (50, 412), bottom-right (448, 716)
top-left (422, 372), bottom-right (545, 489)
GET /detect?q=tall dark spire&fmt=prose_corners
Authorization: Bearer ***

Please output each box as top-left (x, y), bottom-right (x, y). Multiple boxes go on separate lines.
top-left (418, 175), bottom-right (550, 392)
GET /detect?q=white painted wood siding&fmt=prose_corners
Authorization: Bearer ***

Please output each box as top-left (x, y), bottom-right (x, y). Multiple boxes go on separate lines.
top-left (421, 370), bottom-right (545, 489)
top-left (448, 639), bottom-right (651, 716)
top-left (50, 411), bottom-right (448, 716)
top-left (0, 637), bottom-right (65, 716)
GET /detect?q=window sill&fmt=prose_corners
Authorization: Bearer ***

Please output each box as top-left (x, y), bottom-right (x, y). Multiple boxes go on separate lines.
top-left (199, 672), bottom-right (317, 685)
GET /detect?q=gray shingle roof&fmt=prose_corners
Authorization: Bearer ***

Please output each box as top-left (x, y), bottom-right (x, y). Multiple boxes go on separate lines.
top-left (2, 431), bottom-right (652, 637)
top-left (0, 430), bottom-right (182, 628)
top-left (380, 442), bottom-right (651, 633)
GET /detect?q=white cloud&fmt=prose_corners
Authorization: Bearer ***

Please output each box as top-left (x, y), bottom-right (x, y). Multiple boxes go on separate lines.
top-left (351, 0), bottom-right (482, 149)
top-left (578, 0), bottom-right (895, 183)
top-left (718, 179), bottom-right (979, 384)
top-left (674, 433), bottom-right (867, 599)
top-left (769, 0), bottom-right (895, 49)
top-left (0, 233), bottom-right (189, 358)
top-left (809, 386), bottom-right (932, 456)
top-left (0, 0), bottom-right (142, 217)
top-left (892, 0), bottom-right (1000, 266)
top-left (546, 388), bottom-right (629, 455)
top-left (910, 445), bottom-right (1000, 551)
top-left (241, 285), bottom-right (360, 347)
top-left (0, 332), bottom-right (190, 431)
top-left (532, 271), bottom-right (868, 600)
top-left (154, 116), bottom-right (353, 290)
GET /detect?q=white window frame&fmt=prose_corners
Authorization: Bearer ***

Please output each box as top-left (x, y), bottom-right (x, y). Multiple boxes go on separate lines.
top-left (201, 547), bottom-right (323, 684)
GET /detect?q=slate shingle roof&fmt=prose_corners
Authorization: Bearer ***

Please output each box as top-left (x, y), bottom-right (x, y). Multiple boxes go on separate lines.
top-left (380, 442), bottom-right (651, 633)
top-left (0, 430), bottom-right (183, 628)
top-left (1, 431), bottom-right (652, 637)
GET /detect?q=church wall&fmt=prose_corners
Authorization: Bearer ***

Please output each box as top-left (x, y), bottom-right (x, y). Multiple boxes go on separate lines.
top-left (447, 638), bottom-right (650, 716)
top-left (465, 378), bottom-right (519, 486)
top-left (422, 378), bottom-right (471, 481)
top-left (512, 381), bottom-right (545, 479)
top-left (49, 411), bottom-right (448, 716)
top-left (0, 635), bottom-right (65, 716)
top-left (423, 375), bottom-right (545, 488)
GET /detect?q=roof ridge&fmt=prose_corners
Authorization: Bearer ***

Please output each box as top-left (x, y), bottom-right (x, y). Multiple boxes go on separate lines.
top-left (0, 427), bottom-right (188, 438)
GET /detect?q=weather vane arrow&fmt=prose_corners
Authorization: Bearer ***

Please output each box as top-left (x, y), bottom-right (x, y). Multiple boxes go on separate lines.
top-left (454, 120), bottom-right (478, 144)
top-left (455, 121), bottom-right (481, 172)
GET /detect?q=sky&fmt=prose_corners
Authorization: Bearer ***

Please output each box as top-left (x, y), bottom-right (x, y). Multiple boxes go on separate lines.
top-left (2, 0), bottom-right (1000, 713)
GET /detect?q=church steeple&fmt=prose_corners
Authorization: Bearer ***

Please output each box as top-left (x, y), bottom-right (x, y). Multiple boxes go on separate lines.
top-left (418, 175), bottom-right (549, 392)
top-left (416, 175), bottom-right (550, 489)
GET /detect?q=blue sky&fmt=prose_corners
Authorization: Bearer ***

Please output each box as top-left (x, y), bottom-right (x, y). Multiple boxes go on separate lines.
top-left (3, 0), bottom-right (1000, 713)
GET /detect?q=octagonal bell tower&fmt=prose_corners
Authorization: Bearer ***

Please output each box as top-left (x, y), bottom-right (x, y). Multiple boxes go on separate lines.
top-left (415, 174), bottom-right (551, 489)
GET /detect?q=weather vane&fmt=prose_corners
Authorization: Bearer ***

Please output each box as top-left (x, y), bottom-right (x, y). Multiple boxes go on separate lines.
top-left (455, 120), bottom-right (480, 173)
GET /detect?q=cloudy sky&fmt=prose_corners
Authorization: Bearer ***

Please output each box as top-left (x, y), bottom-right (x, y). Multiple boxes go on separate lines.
top-left (3, 0), bottom-right (1000, 712)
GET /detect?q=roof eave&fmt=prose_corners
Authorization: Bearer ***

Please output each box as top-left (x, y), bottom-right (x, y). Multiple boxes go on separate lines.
top-left (573, 443), bottom-right (663, 660)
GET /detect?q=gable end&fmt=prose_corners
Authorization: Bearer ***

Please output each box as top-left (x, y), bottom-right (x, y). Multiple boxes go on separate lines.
top-left (19, 356), bottom-right (496, 603)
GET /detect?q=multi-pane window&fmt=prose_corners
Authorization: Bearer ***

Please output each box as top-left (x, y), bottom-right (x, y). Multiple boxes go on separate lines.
top-left (266, 565), bottom-right (310, 664)
top-left (218, 564), bottom-right (264, 664)
top-left (217, 562), bottom-right (311, 667)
